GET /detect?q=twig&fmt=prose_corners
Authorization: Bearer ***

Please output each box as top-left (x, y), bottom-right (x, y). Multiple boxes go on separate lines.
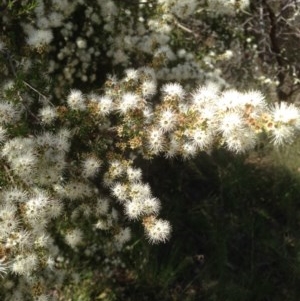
top-left (173, 17), bottom-right (199, 38)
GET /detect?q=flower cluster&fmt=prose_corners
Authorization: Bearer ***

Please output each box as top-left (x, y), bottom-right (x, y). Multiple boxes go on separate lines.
top-left (0, 0), bottom-right (299, 300)
top-left (2, 0), bottom-right (239, 98)
top-left (1, 52), bottom-right (300, 301)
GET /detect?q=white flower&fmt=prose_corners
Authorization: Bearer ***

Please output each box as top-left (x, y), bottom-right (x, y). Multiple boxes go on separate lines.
top-left (129, 182), bottom-right (152, 202)
top-left (2, 137), bottom-right (35, 161)
top-left (6, 230), bottom-right (32, 250)
top-left (161, 83), bottom-right (185, 100)
top-left (0, 126), bottom-right (7, 143)
top-left (147, 128), bottom-right (165, 153)
top-left (182, 142), bottom-right (197, 159)
top-left (95, 198), bottom-right (110, 215)
top-left (207, 0), bottom-right (249, 15)
top-left (190, 128), bottom-right (212, 150)
top-left (67, 89), bottom-right (86, 111)
top-left (165, 135), bottom-right (180, 158)
top-left (35, 294), bottom-right (50, 301)
top-left (124, 68), bottom-right (139, 81)
top-left (47, 198), bottom-right (63, 219)
top-left (192, 84), bottom-right (220, 108)
top-left (114, 227), bottom-right (131, 247)
top-left (141, 80), bottom-right (157, 98)
top-left (26, 29), bottom-right (53, 47)
top-left (124, 200), bottom-right (143, 219)
top-left (270, 124), bottom-right (295, 146)
top-left (39, 106), bottom-right (57, 124)
top-left (65, 229), bottom-right (83, 248)
top-left (82, 157), bottom-right (102, 178)
top-left (109, 160), bottom-right (125, 179)
top-left (225, 129), bottom-right (257, 153)
top-left (111, 182), bottom-right (128, 202)
top-left (142, 197), bottom-right (161, 215)
top-left (0, 258), bottom-right (9, 278)
top-left (118, 93), bottom-right (139, 114)
top-left (0, 204), bottom-right (19, 238)
top-left (158, 109), bottom-right (177, 132)
top-left (0, 102), bottom-right (20, 124)
top-left (10, 153), bottom-right (37, 177)
top-left (170, 0), bottom-right (198, 18)
top-left (218, 90), bottom-right (245, 112)
top-left (76, 37), bottom-right (87, 49)
top-left (97, 96), bottom-right (114, 115)
top-left (126, 167), bottom-right (142, 182)
top-left (219, 112), bottom-right (244, 136)
top-left (25, 193), bottom-right (49, 220)
top-left (144, 218), bottom-right (171, 244)
top-left (12, 253), bottom-right (38, 276)
top-left (2, 187), bottom-right (28, 203)
top-left (243, 90), bottom-right (266, 110)
top-left (271, 102), bottom-right (300, 124)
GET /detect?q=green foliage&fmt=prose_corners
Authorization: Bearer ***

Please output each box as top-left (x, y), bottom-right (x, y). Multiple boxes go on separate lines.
top-left (6, 0), bottom-right (38, 17)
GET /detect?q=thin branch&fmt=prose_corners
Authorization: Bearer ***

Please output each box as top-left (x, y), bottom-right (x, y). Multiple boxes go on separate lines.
top-left (173, 17), bottom-right (199, 38)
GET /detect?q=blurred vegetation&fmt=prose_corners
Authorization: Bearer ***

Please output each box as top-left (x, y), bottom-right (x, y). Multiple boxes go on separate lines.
top-left (58, 146), bottom-right (300, 301)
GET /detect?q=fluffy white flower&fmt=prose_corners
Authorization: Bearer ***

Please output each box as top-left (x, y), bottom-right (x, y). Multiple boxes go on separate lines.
top-left (158, 109), bottom-right (177, 132)
top-left (97, 96), bottom-right (114, 115)
top-left (12, 253), bottom-right (39, 276)
top-left (144, 218), bottom-right (171, 244)
top-left (126, 167), bottom-right (142, 182)
top-left (219, 112), bottom-right (244, 136)
top-left (111, 182), bottom-right (128, 202)
top-left (147, 128), bottom-right (165, 153)
top-left (142, 197), bottom-right (161, 215)
top-left (65, 229), bottom-right (83, 248)
top-left (114, 227), bottom-right (131, 247)
top-left (161, 83), bottom-right (185, 100)
top-left (124, 68), bottom-right (139, 81)
top-left (0, 102), bottom-right (20, 124)
top-left (141, 80), bottom-right (157, 98)
top-left (182, 142), bottom-right (198, 159)
top-left (243, 90), bottom-right (266, 110)
top-left (109, 160), bottom-right (126, 179)
top-left (67, 89), bottom-right (86, 111)
top-left (0, 258), bottom-right (9, 277)
top-left (225, 129), bottom-right (257, 153)
top-left (192, 83), bottom-right (220, 109)
top-left (129, 183), bottom-right (152, 202)
top-left (271, 102), bottom-right (300, 124)
top-left (82, 157), bottom-right (102, 178)
top-left (2, 187), bottom-right (28, 203)
top-left (124, 200), bottom-right (143, 219)
top-left (0, 204), bottom-right (19, 238)
top-left (270, 124), bottom-right (295, 146)
top-left (95, 198), bottom-right (110, 215)
top-left (207, 0), bottom-right (249, 15)
top-left (218, 90), bottom-right (245, 112)
top-left (10, 153), bottom-right (37, 178)
top-left (39, 106), bottom-right (57, 124)
top-left (190, 128), bottom-right (212, 150)
top-left (118, 93), bottom-right (139, 114)
top-left (170, 0), bottom-right (198, 18)
top-left (47, 198), bottom-right (64, 219)
top-left (165, 135), bottom-right (180, 158)
top-left (25, 193), bottom-right (49, 220)
top-left (26, 29), bottom-right (53, 47)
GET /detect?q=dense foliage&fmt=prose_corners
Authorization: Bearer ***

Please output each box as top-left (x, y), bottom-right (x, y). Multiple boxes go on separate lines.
top-left (1, 0), bottom-right (300, 300)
